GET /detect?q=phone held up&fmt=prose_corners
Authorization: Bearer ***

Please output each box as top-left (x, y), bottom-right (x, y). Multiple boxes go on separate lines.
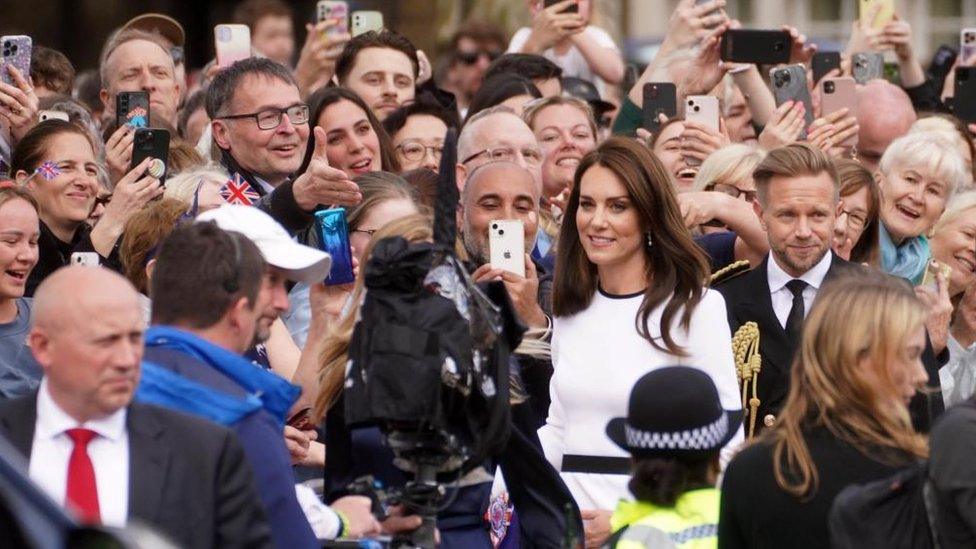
top-left (642, 83), bottom-right (677, 133)
top-left (315, 208), bottom-right (356, 286)
top-left (130, 128), bottom-right (171, 184)
top-left (317, 1), bottom-right (349, 37)
top-left (214, 24), bottom-right (251, 68)
top-left (954, 67), bottom-right (976, 124)
top-left (116, 91), bottom-right (150, 129)
top-left (820, 77), bottom-right (858, 148)
top-left (852, 52), bottom-right (884, 85)
top-left (489, 220), bottom-right (526, 277)
top-left (770, 65), bottom-right (814, 139)
top-left (351, 11), bottom-right (384, 37)
top-left (0, 35), bottom-right (31, 87)
top-left (720, 29), bottom-right (791, 65)
top-left (812, 51), bottom-right (842, 84)
top-left (543, 0), bottom-right (579, 13)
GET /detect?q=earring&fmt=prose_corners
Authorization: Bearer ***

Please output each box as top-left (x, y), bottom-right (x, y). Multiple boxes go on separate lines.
top-left (646, 231), bottom-right (653, 248)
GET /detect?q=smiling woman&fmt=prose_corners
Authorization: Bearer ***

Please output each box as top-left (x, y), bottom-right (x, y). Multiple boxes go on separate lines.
top-left (299, 86), bottom-right (399, 179)
top-left (877, 131), bottom-right (970, 284)
top-left (0, 187), bottom-right (43, 398)
top-left (541, 137), bottom-right (743, 544)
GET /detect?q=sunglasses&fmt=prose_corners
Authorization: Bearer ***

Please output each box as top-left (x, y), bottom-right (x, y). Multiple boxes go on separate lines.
top-left (456, 49), bottom-right (502, 65)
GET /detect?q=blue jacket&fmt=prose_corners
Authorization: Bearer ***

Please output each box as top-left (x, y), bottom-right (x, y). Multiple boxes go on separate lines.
top-left (136, 326), bottom-right (316, 549)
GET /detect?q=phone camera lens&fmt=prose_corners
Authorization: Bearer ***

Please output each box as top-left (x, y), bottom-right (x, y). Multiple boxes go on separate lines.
top-left (491, 223), bottom-right (498, 230)
top-left (693, 106), bottom-right (700, 112)
top-left (773, 42), bottom-right (784, 51)
top-left (824, 81), bottom-right (835, 93)
top-left (498, 229), bottom-right (505, 236)
top-left (687, 99), bottom-right (694, 106)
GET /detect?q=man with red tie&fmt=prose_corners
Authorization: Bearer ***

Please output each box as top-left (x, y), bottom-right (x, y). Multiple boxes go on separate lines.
top-left (0, 265), bottom-right (271, 548)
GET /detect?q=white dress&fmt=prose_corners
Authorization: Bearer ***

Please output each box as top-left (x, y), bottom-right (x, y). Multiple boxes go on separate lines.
top-left (537, 287), bottom-right (743, 511)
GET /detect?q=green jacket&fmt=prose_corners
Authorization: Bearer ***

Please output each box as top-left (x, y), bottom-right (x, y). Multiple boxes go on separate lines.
top-left (606, 488), bottom-right (720, 549)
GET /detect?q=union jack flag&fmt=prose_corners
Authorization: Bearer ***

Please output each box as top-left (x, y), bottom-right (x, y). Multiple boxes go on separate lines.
top-left (36, 161), bottom-right (61, 181)
top-left (219, 173), bottom-right (260, 206)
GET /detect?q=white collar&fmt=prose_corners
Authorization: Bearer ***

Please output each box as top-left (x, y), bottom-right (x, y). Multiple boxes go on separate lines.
top-left (35, 378), bottom-right (127, 442)
top-left (767, 251), bottom-right (833, 294)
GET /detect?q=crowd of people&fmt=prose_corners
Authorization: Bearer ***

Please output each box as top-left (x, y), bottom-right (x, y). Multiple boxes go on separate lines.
top-left (1, 0), bottom-right (976, 547)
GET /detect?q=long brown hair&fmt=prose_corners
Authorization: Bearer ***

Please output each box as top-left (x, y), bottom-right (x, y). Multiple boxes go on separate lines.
top-left (313, 214), bottom-right (434, 421)
top-left (768, 271), bottom-right (928, 498)
top-left (552, 136), bottom-right (710, 356)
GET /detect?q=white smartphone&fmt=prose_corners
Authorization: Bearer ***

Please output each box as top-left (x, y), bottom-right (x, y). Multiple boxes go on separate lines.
top-left (38, 110), bottom-right (69, 122)
top-left (685, 95), bottom-right (720, 132)
top-left (351, 11), bottom-right (384, 37)
top-left (488, 220), bottom-right (526, 277)
top-left (962, 28), bottom-right (976, 63)
top-left (70, 252), bottom-right (100, 267)
top-left (318, 1), bottom-right (349, 37)
top-left (214, 24), bottom-right (251, 68)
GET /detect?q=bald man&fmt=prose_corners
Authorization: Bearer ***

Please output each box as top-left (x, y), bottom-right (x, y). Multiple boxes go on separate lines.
top-left (856, 80), bottom-right (917, 174)
top-left (456, 105), bottom-right (544, 192)
top-left (0, 266), bottom-right (271, 548)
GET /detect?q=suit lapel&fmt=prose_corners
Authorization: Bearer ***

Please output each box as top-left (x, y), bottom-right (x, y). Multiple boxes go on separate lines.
top-left (0, 393), bottom-right (39, 459)
top-left (732, 258), bottom-right (794, 372)
top-left (126, 404), bottom-right (170, 524)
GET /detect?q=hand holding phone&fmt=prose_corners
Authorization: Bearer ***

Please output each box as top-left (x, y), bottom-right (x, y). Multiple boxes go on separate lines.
top-left (859, 0), bottom-right (895, 31)
top-left (852, 52), bottom-right (884, 84)
top-left (130, 128), bottom-right (170, 184)
top-left (954, 67), bottom-right (976, 123)
top-left (921, 259), bottom-right (952, 290)
top-left (642, 83), bottom-right (676, 132)
top-left (770, 65), bottom-right (814, 138)
top-left (317, 1), bottom-right (349, 37)
top-left (720, 29), bottom-right (792, 65)
top-left (818, 77), bottom-right (858, 148)
top-left (961, 28), bottom-right (976, 65)
top-left (544, 0), bottom-right (579, 13)
top-left (0, 36), bottom-right (32, 87)
top-left (116, 91), bottom-right (150, 129)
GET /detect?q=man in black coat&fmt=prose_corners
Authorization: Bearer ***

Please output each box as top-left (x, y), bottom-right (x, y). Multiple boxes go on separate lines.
top-left (715, 144), bottom-right (944, 436)
top-left (0, 265), bottom-right (270, 548)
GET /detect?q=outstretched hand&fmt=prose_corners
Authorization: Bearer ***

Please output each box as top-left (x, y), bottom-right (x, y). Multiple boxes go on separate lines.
top-left (292, 126), bottom-right (362, 211)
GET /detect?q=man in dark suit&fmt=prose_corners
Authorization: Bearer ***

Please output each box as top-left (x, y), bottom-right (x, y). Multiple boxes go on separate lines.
top-left (0, 265), bottom-right (271, 548)
top-left (716, 144), bottom-right (943, 436)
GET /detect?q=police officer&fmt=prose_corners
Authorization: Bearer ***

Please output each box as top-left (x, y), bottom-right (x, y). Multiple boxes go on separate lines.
top-left (603, 366), bottom-right (742, 548)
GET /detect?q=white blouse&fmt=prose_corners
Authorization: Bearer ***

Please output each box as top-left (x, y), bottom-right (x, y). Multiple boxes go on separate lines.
top-left (538, 287), bottom-right (743, 511)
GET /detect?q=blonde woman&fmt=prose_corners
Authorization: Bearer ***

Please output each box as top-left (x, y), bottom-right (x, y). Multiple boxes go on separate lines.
top-left (720, 271), bottom-right (929, 549)
top-left (930, 191), bottom-right (976, 406)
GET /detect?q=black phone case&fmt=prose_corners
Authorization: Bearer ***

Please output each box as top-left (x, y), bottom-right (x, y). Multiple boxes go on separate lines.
top-left (954, 67), bottom-right (976, 123)
top-left (642, 83), bottom-right (677, 132)
top-left (720, 29), bottom-right (791, 65)
top-left (812, 52), bottom-right (841, 84)
top-left (130, 128), bottom-right (170, 183)
top-left (116, 92), bottom-right (150, 129)
top-left (544, 0), bottom-right (578, 13)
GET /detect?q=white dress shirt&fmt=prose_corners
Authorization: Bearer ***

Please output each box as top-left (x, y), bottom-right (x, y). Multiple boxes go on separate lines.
top-left (766, 252), bottom-right (833, 330)
top-left (29, 379), bottom-right (130, 527)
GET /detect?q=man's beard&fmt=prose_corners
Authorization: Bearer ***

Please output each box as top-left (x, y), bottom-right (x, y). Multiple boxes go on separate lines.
top-left (460, 229), bottom-right (489, 267)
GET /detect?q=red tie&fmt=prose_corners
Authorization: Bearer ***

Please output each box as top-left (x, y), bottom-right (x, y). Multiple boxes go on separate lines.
top-left (65, 428), bottom-right (100, 524)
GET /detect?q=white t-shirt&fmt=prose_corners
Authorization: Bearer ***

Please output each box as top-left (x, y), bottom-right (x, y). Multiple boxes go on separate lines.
top-left (538, 287), bottom-right (744, 511)
top-left (507, 26), bottom-right (618, 96)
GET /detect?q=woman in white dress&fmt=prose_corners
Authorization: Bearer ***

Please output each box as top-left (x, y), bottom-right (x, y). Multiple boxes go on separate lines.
top-left (540, 136), bottom-right (742, 546)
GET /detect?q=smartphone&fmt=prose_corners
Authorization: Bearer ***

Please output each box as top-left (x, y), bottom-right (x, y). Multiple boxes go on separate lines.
top-left (489, 220), bottom-right (526, 276)
top-left (961, 28), bottom-right (976, 64)
top-left (351, 11), bottom-right (384, 37)
top-left (921, 259), bottom-right (952, 289)
top-left (812, 51), bottom-right (841, 84)
top-left (954, 67), bottom-right (976, 123)
top-left (770, 65), bottom-right (814, 139)
top-left (38, 110), bottom-right (69, 123)
top-left (286, 407), bottom-right (313, 430)
top-left (852, 52), bottom-right (884, 84)
top-left (684, 95), bottom-right (719, 167)
top-left (115, 91), bottom-right (150, 129)
top-left (820, 77), bottom-right (858, 147)
top-left (543, 0), bottom-right (579, 13)
top-left (684, 95), bottom-right (720, 132)
top-left (314, 208), bottom-right (355, 286)
top-left (214, 24), bottom-right (251, 68)
top-left (642, 83), bottom-right (677, 132)
top-left (720, 29), bottom-right (791, 65)
top-left (317, 1), bottom-right (349, 37)
top-left (130, 128), bottom-right (170, 183)
top-left (70, 252), bottom-right (100, 267)
top-left (860, 0), bottom-right (895, 31)
top-left (0, 36), bottom-right (32, 87)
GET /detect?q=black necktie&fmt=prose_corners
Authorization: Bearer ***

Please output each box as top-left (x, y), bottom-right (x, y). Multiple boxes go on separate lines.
top-left (785, 279), bottom-right (808, 343)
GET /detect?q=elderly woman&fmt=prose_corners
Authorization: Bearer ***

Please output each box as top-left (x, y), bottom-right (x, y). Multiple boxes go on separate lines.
top-left (877, 131), bottom-right (969, 284)
top-left (930, 191), bottom-right (976, 406)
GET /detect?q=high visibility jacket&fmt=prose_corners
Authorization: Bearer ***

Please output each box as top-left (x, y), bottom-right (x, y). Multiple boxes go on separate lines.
top-left (607, 488), bottom-right (720, 549)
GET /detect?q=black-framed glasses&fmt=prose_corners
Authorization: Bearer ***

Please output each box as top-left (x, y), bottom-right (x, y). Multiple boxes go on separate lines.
top-left (461, 146), bottom-right (543, 166)
top-left (840, 209), bottom-right (868, 230)
top-left (456, 49), bottom-right (502, 65)
top-left (396, 140), bottom-right (444, 162)
top-left (710, 182), bottom-right (757, 203)
top-left (216, 104), bottom-right (309, 130)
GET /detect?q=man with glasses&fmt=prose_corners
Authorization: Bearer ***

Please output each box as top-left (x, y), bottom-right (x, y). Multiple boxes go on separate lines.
top-left (444, 22), bottom-right (507, 116)
top-left (208, 57), bottom-right (361, 235)
top-left (456, 105), bottom-right (544, 192)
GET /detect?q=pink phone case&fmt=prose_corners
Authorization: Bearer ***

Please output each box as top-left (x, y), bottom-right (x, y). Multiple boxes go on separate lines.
top-left (820, 77), bottom-right (858, 148)
top-left (0, 36), bottom-right (32, 86)
top-left (318, 1), bottom-right (349, 36)
top-left (215, 25), bottom-right (251, 68)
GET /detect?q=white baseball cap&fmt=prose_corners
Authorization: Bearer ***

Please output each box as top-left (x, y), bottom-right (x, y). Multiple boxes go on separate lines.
top-left (196, 205), bottom-right (331, 284)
